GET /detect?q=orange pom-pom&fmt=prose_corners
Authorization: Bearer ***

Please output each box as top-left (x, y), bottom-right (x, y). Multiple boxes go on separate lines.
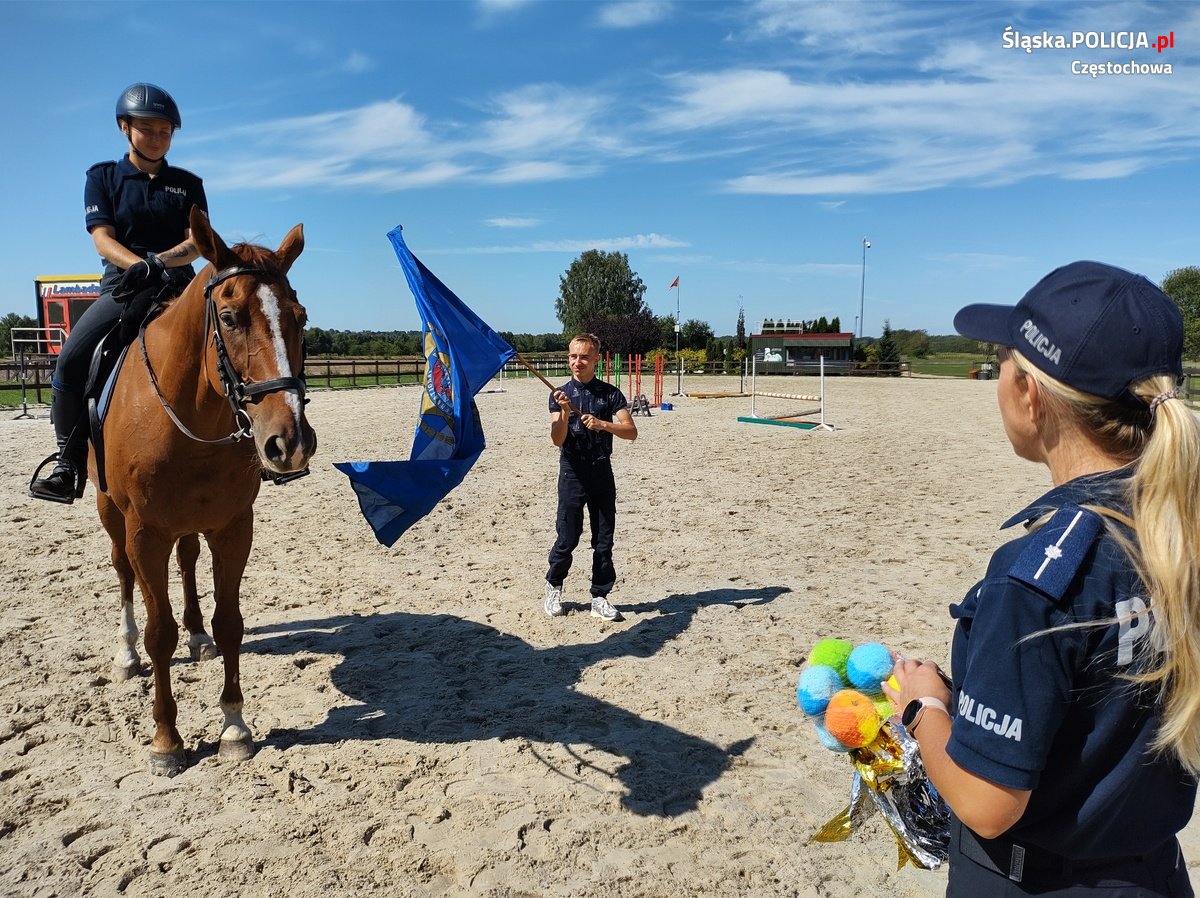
top-left (824, 689), bottom-right (881, 748)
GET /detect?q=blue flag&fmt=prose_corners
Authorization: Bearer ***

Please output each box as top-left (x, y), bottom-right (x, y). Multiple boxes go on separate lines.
top-left (334, 225), bottom-right (516, 547)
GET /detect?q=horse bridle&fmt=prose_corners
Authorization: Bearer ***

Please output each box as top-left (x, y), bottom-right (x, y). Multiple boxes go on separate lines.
top-left (140, 265), bottom-right (307, 447)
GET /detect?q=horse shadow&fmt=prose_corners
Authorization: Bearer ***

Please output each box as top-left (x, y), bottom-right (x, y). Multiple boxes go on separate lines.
top-left (245, 586), bottom-right (788, 817)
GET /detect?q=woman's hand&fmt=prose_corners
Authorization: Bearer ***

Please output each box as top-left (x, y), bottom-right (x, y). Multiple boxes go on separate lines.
top-left (883, 657), bottom-right (953, 710)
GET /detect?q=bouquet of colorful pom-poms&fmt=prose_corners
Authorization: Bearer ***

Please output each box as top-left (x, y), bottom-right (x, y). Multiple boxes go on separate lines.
top-left (797, 638), bottom-right (950, 870)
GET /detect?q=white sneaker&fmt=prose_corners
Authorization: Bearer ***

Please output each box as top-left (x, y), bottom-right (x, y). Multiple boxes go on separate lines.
top-left (590, 596), bottom-right (621, 622)
top-left (544, 583), bottom-right (564, 617)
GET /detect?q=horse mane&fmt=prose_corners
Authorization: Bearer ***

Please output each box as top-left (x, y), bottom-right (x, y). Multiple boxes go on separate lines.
top-left (158, 241), bottom-right (287, 312)
top-left (229, 242), bottom-right (281, 270)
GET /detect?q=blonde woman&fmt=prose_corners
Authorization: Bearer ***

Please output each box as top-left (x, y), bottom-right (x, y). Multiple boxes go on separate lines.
top-left (885, 262), bottom-right (1199, 896)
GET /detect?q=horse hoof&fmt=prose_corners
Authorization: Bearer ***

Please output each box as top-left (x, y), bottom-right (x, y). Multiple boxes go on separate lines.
top-left (188, 636), bottom-right (219, 662)
top-left (111, 662), bottom-right (141, 682)
top-left (191, 643), bottom-right (220, 662)
top-left (148, 750), bottom-right (187, 777)
top-left (219, 737), bottom-right (254, 763)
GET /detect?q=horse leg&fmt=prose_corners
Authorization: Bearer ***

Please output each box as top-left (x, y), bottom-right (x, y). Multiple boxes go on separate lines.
top-left (206, 510), bottom-right (255, 763)
top-left (97, 495), bottom-right (142, 681)
top-left (177, 534), bottom-right (218, 662)
top-left (127, 526), bottom-right (187, 776)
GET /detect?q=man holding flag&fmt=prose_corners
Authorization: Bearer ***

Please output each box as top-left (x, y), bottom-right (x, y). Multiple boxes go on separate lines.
top-left (544, 333), bottom-right (638, 622)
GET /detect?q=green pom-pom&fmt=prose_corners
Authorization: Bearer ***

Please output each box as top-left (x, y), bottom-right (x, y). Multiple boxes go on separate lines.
top-left (809, 638), bottom-right (853, 682)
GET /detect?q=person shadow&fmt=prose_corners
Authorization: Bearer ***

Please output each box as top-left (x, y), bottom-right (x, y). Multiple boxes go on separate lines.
top-left (246, 585), bottom-right (788, 817)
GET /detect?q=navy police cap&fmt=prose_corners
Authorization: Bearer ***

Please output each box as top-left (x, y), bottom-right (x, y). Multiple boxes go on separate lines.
top-left (953, 261), bottom-right (1183, 405)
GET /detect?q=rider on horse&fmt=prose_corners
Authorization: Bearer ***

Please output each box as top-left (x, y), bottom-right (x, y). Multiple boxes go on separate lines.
top-left (30, 82), bottom-right (207, 503)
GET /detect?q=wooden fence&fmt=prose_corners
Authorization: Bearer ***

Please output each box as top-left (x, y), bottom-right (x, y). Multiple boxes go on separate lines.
top-left (2, 356), bottom-right (1198, 407)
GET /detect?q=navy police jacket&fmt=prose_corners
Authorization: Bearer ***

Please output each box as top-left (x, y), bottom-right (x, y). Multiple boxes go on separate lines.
top-left (947, 468), bottom-right (1196, 859)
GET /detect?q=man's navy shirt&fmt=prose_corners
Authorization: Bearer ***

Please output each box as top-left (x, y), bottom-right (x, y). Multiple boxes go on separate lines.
top-left (549, 377), bottom-right (628, 467)
top-left (84, 156), bottom-right (207, 261)
top-left (947, 468), bottom-right (1196, 858)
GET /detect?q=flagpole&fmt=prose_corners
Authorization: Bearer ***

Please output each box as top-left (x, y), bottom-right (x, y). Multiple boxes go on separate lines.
top-left (514, 352), bottom-right (580, 416)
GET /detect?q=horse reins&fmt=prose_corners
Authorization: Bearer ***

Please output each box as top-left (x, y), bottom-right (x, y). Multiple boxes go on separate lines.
top-left (139, 265), bottom-right (307, 445)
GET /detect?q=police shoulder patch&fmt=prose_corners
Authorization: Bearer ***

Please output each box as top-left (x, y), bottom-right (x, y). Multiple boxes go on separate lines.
top-left (1008, 505), bottom-right (1103, 599)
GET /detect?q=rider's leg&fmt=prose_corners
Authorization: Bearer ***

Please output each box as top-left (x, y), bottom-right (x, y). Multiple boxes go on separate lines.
top-left (29, 276), bottom-right (122, 504)
top-left (29, 387), bottom-right (89, 502)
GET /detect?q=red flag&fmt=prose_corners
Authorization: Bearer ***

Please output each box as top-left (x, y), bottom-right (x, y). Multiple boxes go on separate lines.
top-left (669, 276), bottom-right (679, 289)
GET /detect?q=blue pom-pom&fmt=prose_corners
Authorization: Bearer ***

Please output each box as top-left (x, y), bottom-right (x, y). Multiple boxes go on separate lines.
top-left (797, 665), bottom-right (843, 716)
top-left (846, 642), bottom-right (893, 695)
top-left (813, 719), bottom-right (852, 752)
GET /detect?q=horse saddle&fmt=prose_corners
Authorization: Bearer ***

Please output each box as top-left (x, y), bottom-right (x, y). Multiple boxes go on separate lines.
top-left (85, 272), bottom-right (188, 492)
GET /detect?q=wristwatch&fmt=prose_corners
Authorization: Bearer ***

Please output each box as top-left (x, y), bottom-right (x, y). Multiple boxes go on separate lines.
top-left (901, 696), bottom-right (949, 735)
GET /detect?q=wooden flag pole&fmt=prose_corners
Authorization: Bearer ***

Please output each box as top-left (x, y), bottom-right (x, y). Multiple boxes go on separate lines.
top-left (514, 353), bottom-right (580, 416)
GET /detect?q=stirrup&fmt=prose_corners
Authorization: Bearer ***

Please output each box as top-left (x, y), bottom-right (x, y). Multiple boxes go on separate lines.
top-left (29, 453), bottom-right (84, 504)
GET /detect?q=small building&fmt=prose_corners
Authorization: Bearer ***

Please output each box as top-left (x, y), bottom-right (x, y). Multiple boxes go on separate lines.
top-left (749, 321), bottom-right (854, 374)
top-left (34, 274), bottom-right (103, 354)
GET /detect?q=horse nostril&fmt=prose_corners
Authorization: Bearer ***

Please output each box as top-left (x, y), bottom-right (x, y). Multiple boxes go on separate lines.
top-left (265, 435), bottom-right (287, 464)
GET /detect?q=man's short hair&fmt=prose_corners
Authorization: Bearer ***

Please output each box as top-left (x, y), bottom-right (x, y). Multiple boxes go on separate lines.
top-left (570, 333), bottom-right (601, 354)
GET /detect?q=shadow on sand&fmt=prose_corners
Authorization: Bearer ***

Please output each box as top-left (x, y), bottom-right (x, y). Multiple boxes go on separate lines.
top-left (244, 585), bottom-right (788, 817)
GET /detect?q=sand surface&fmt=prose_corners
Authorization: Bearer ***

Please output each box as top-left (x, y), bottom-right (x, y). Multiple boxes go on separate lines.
top-left (2, 374), bottom-right (1197, 897)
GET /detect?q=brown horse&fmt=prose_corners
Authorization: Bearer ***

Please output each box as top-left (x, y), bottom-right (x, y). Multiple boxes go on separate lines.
top-left (95, 206), bottom-right (316, 776)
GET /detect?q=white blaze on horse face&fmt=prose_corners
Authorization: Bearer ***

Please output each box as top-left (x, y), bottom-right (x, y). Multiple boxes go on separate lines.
top-left (255, 284), bottom-right (304, 423)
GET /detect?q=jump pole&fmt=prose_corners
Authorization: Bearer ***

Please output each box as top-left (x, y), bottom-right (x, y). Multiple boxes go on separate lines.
top-left (740, 355), bottom-right (832, 431)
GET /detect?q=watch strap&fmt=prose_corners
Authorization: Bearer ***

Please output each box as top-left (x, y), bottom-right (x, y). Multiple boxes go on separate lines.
top-left (905, 696), bottom-right (949, 734)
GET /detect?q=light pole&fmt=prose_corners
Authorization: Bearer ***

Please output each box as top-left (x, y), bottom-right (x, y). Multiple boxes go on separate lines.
top-left (858, 237), bottom-right (870, 338)
top-left (674, 281), bottom-right (682, 395)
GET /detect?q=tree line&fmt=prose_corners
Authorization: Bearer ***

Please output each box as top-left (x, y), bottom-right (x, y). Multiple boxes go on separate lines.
top-left (4, 266), bottom-right (1199, 361)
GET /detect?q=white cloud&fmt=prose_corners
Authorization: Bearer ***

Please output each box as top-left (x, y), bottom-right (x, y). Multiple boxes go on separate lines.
top-left (597, 1), bottom-right (672, 29)
top-left (426, 233), bottom-right (689, 254)
top-left (487, 217), bottom-right (542, 228)
top-left (201, 3), bottom-right (1200, 200)
top-left (342, 51), bottom-right (375, 74)
top-left (471, 84), bottom-right (619, 156)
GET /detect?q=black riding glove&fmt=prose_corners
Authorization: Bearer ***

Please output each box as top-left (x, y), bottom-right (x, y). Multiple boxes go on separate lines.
top-left (112, 253), bottom-right (168, 303)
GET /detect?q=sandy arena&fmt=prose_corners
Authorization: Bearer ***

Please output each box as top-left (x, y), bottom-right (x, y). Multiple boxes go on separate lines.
top-left (2, 374), bottom-right (1197, 897)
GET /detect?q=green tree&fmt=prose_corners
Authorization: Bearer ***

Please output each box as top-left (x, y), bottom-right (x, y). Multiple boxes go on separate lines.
top-left (555, 250), bottom-right (648, 338)
top-left (681, 318), bottom-right (714, 351)
top-left (876, 320), bottom-right (902, 375)
top-left (735, 306), bottom-right (746, 350)
top-left (582, 308), bottom-right (663, 357)
top-left (892, 327), bottom-right (931, 358)
top-left (656, 314), bottom-right (677, 349)
top-left (1162, 267), bottom-right (1200, 361)
top-left (0, 313), bottom-right (38, 358)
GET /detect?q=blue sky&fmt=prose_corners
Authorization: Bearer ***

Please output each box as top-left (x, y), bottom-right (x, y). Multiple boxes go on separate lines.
top-left (4, 0), bottom-right (1198, 338)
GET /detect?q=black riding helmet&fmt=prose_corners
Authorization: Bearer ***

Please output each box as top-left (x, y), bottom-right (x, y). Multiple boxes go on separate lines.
top-left (115, 83), bottom-right (181, 130)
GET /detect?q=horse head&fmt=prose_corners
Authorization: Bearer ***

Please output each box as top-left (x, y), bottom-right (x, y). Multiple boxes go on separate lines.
top-left (189, 206), bottom-right (317, 476)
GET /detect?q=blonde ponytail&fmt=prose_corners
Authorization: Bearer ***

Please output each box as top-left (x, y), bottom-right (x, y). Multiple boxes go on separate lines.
top-left (1128, 379), bottom-right (1200, 769)
top-left (1011, 350), bottom-right (1200, 771)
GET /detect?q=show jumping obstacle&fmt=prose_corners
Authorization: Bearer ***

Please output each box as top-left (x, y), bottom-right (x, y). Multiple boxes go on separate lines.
top-left (737, 355), bottom-right (833, 431)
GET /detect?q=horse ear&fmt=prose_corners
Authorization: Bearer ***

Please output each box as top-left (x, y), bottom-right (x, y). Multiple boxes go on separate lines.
top-left (275, 223), bottom-right (305, 274)
top-left (188, 206), bottom-right (237, 269)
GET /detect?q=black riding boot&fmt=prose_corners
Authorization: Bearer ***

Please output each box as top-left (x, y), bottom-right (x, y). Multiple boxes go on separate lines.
top-left (29, 388), bottom-right (88, 504)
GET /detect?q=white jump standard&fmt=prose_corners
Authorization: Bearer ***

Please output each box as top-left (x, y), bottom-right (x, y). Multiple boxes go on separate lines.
top-left (737, 355), bottom-right (833, 431)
